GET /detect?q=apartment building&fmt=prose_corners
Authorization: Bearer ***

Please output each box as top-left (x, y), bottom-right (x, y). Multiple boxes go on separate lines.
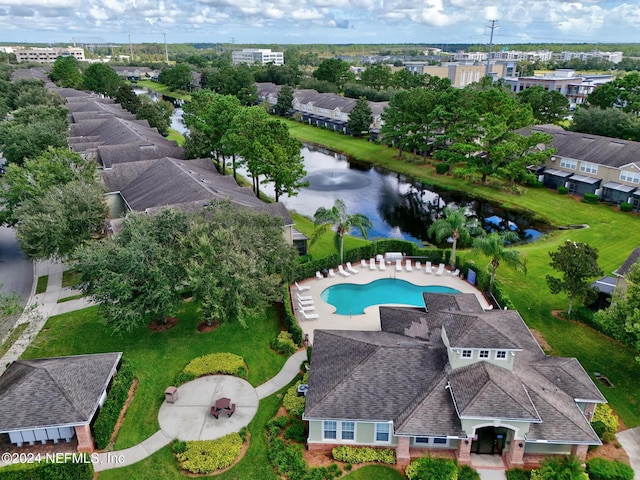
top-left (15, 46), bottom-right (85, 63)
top-left (231, 48), bottom-right (284, 66)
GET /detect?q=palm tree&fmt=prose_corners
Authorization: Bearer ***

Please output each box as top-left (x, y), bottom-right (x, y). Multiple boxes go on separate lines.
top-left (310, 199), bottom-right (372, 264)
top-left (428, 207), bottom-right (480, 269)
top-left (472, 231), bottom-right (526, 292)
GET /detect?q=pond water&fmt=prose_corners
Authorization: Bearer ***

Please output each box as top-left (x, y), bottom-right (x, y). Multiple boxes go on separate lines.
top-left (135, 89), bottom-right (549, 245)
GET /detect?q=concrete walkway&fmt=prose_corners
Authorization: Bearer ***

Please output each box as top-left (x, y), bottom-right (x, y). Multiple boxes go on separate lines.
top-left (617, 427), bottom-right (640, 479)
top-left (94, 349), bottom-right (307, 471)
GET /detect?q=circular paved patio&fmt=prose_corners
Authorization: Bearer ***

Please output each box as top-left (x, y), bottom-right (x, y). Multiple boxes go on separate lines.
top-left (158, 375), bottom-right (259, 441)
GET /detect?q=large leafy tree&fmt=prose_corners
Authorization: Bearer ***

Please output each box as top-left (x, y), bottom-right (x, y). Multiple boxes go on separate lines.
top-left (360, 64), bottom-right (392, 90)
top-left (49, 56), bottom-right (83, 89)
top-left (347, 97), bottom-right (372, 137)
top-left (203, 65), bottom-right (257, 105)
top-left (16, 180), bottom-right (107, 260)
top-left (495, 131), bottom-right (555, 186)
top-left (182, 201), bottom-right (297, 326)
top-left (158, 64), bottom-right (193, 91)
top-left (570, 107), bottom-right (640, 142)
top-left (517, 86), bottom-right (569, 124)
top-left (0, 147), bottom-right (98, 226)
top-left (114, 84), bottom-right (142, 114)
top-left (136, 96), bottom-right (174, 136)
top-left (312, 58), bottom-right (354, 89)
top-left (83, 63), bottom-right (123, 97)
top-left (310, 199), bottom-right (372, 264)
top-left (472, 231), bottom-right (526, 292)
top-left (546, 240), bottom-right (603, 317)
top-left (74, 209), bottom-right (190, 333)
top-left (594, 262), bottom-right (640, 362)
top-left (428, 208), bottom-right (481, 269)
top-left (587, 72), bottom-right (640, 114)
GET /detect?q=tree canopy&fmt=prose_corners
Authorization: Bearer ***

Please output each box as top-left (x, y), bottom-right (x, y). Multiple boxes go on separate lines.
top-left (570, 107), bottom-right (640, 142)
top-left (83, 63), bottom-right (123, 97)
top-left (428, 208), bottom-right (481, 269)
top-left (546, 240), bottom-right (603, 317)
top-left (587, 72), bottom-right (640, 114)
top-left (518, 86), bottom-right (569, 124)
top-left (49, 56), bottom-right (83, 89)
top-left (136, 96), bottom-right (174, 136)
top-left (347, 97), bottom-right (372, 137)
top-left (472, 231), bottom-right (526, 292)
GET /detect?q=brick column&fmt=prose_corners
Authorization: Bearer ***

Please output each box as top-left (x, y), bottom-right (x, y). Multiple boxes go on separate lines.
top-left (571, 444), bottom-right (589, 462)
top-left (75, 424), bottom-right (94, 453)
top-left (396, 436), bottom-right (411, 468)
top-left (457, 439), bottom-right (472, 465)
top-left (505, 439), bottom-right (525, 467)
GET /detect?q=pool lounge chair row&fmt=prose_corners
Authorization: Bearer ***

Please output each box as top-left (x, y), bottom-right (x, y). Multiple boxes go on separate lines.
top-left (296, 292), bottom-right (319, 320)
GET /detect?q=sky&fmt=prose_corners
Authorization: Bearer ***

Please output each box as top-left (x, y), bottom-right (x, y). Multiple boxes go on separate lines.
top-left (0, 0), bottom-right (638, 47)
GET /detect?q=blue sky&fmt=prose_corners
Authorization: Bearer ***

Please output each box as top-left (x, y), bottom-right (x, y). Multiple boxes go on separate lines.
top-left (0, 0), bottom-right (638, 46)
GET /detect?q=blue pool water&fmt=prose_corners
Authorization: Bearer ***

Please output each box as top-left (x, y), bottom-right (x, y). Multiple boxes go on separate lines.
top-left (321, 278), bottom-right (461, 315)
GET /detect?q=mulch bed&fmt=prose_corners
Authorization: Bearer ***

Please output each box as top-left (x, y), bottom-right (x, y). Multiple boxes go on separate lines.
top-left (197, 320), bottom-right (219, 333)
top-left (148, 317), bottom-right (179, 331)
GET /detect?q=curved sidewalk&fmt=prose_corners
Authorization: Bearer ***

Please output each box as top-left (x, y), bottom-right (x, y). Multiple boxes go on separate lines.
top-left (94, 349), bottom-right (307, 472)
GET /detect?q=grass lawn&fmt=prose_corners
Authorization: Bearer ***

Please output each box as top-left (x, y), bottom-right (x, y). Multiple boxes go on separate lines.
top-left (57, 294), bottom-right (84, 303)
top-left (0, 323), bottom-right (28, 357)
top-left (135, 80), bottom-right (192, 102)
top-left (35, 275), bottom-right (48, 294)
top-left (286, 123), bottom-right (640, 427)
top-left (99, 389), bottom-right (283, 480)
top-left (343, 465), bottom-right (406, 479)
top-left (61, 269), bottom-right (81, 289)
top-left (21, 301), bottom-right (286, 448)
top-left (167, 129), bottom-right (185, 146)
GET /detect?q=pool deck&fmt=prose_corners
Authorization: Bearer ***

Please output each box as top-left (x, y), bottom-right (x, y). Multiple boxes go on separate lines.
top-left (292, 261), bottom-right (492, 343)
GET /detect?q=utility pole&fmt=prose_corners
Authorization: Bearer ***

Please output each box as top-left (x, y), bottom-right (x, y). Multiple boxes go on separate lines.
top-left (163, 32), bottom-right (169, 63)
top-left (485, 19), bottom-right (498, 78)
top-left (128, 33), bottom-right (133, 63)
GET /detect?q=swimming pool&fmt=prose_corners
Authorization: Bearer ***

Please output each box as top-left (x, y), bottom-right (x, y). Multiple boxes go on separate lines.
top-left (320, 278), bottom-right (461, 315)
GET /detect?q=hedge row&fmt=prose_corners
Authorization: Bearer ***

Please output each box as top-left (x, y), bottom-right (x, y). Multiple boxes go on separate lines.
top-left (586, 458), bottom-right (634, 480)
top-left (175, 433), bottom-right (243, 474)
top-left (283, 374), bottom-right (308, 418)
top-left (174, 352), bottom-right (247, 385)
top-left (0, 457), bottom-right (93, 480)
top-left (93, 359), bottom-right (133, 450)
top-left (282, 284), bottom-right (303, 346)
top-left (406, 457), bottom-right (459, 480)
top-left (331, 446), bottom-right (396, 464)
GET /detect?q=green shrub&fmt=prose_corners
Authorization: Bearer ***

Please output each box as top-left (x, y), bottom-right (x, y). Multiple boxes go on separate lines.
top-left (435, 163), bottom-right (450, 174)
top-left (506, 468), bottom-right (531, 480)
top-left (619, 202), bottom-right (633, 212)
top-left (586, 458), bottom-right (634, 480)
top-left (558, 186), bottom-right (568, 194)
top-left (458, 464), bottom-right (480, 480)
top-left (592, 404), bottom-right (619, 435)
top-left (282, 284), bottom-right (304, 345)
top-left (332, 446), bottom-right (396, 465)
top-left (271, 330), bottom-right (298, 356)
top-left (93, 359), bottom-right (134, 449)
top-left (176, 352), bottom-right (247, 384)
top-left (172, 440), bottom-right (187, 454)
top-left (591, 420), bottom-right (607, 439)
top-left (530, 470), bottom-right (543, 480)
top-left (175, 433), bottom-right (243, 474)
top-left (283, 380), bottom-right (307, 417)
top-left (284, 418), bottom-right (307, 442)
top-left (406, 457), bottom-right (458, 480)
top-left (582, 193), bottom-right (600, 204)
top-left (0, 458), bottom-right (93, 480)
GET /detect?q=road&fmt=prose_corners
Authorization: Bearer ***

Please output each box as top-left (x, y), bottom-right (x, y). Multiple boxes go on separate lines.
top-left (0, 225), bottom-right (33, 305)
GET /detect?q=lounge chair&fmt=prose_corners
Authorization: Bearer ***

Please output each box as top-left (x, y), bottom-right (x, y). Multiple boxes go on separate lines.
top-left (338, 265), bottom-right (351, 277)
top-left (425, 261), bottom-right (433, 274)
top-left (298, 302), bottom-right (315, 311)
top-left (346, 262), bottom-right (359, 274)
top-left (360, 259), bottom-right (367, 267)
top-left (376, 254), bottom-right (384, 262)
top-left (328, 268), bottom-right (336, 277)
top-left (316, 271), bottom-right (323, 280)
top-left (369, 258), bottom-right (376, 270)
top-left (295, 281), bottom-right (310, 291)
top-left (379, 259), bottom-right (386, 270)
top-left (435, 263), bottom-right (445, 275)
top-left (301, 310), bottom-right (319, 320)
top-left (296, 292), bottom-right (313, 302)
top-left (395, 259), bottom-right (402, 272)
top-left (415, 261), bottom-right (422, 269)
top-left (406, 260), bottom-right (413, 272)
top-left (449, 268), bottom-right (460, 277)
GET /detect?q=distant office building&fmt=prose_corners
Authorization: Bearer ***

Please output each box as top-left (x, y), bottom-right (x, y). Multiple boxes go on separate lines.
top-left (232, 49), bottom-right (284, 66)
top-left (558, 50), bottom-right (623, 64)
top-left (404, 61), bottom-right (512, 88)
top-left (15, 46), bottom-right (85, 63)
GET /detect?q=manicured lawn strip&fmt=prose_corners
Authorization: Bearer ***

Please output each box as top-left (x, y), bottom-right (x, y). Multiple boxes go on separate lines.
top-left (98, 389), bottom-right (284, 480)
top-left (57, 294), bottom-right (84, 303)
top-left (35, 275), bottom-right (48, 294)
top-left (343, 465), bottom-right (406, 479)
top-left (167, 129), bottom-right (185, 146)
top-left (135, 80), bottom-right (192, 102)
top-left (61, 269), bottom-right (82, 288)
top-left (21, 302), bottom-right (286, 448)
top-left (0, 322), bottom-right (28, 357)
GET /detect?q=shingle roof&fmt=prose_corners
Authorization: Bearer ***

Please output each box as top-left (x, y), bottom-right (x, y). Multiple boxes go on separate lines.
top-left (530, 357), bottom-right (606, 403)
top-left (443, 312), bottom-right (521, 350)
top-left (532, 124), bottom-right (640, 169)
top-left (0, 353), bottom-right (122, 432)
top-left (613, 247), bottom-right (640, 277)
top-left (449, 362), bottom-right (540, 421)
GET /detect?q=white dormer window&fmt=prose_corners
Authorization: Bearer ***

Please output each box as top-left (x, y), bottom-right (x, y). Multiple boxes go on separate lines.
top-left (479, 350), bottom-right (489, 359)
top-left (462, 350), bottom-right (473, 359)
top-left (496, 351), bottom-right (507, 360)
